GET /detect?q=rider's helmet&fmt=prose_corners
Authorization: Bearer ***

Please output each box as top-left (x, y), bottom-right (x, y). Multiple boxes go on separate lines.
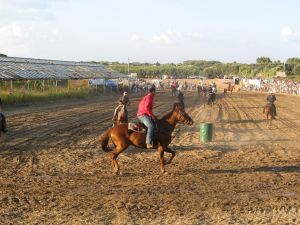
top-left (149, 86), bottom-right (156, 93)
top-left (123, 91), bottom-right (128, 95)
top-left (177, 86), bottom-right (182, 91)
top-left (269, 90), bottom-right (273, 94)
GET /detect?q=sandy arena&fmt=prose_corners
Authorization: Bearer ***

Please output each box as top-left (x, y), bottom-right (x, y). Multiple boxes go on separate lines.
top-left (1, 88), bottom-right (300, 224)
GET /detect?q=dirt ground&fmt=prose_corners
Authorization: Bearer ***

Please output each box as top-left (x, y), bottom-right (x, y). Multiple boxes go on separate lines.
top-left (1, 87), bottom-right (300, 224)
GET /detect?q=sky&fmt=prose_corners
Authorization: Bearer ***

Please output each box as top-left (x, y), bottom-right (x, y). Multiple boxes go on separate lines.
top-left (0, 0), bottom-right (300, 63)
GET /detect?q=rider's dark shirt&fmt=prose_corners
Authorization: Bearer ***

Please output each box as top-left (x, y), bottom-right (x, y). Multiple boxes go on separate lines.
top-left (207, 87), bottom-right (213, 94)
top-left (267, 94), bottom-right (276, 103)
top-left (175, 90), bottom-right (184, 103)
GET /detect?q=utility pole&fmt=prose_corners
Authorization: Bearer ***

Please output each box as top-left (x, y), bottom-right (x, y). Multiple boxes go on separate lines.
top-left (127, 57), bottom-right (130, 75)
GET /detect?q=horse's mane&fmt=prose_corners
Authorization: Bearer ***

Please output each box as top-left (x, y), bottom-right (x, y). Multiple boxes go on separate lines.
top-left (159, 104), bottom-right (179, 121)
top-left (159, 111), bottom-right (174, 121)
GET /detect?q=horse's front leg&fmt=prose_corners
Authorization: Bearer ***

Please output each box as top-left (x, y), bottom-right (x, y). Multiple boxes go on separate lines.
top-left (157, 146), bottom-right (165, 173)
top-left (164, 146), bottom-right (176, 165)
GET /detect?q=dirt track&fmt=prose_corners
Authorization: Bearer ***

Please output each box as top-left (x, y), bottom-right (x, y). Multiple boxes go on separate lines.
top-left (1, 90), bottom-right (300, 224)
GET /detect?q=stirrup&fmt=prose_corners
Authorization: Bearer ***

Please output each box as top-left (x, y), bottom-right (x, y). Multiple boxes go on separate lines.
top-left (146, 144), bottom-right (154, 149)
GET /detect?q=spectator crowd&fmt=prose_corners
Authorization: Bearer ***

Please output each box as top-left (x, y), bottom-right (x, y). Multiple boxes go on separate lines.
top-left (242, 78), bottom-right (300, 96)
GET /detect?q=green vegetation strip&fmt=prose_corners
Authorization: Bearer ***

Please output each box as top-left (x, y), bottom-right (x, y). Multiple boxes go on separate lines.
top-left (0, 89), bottom-right (93, 105)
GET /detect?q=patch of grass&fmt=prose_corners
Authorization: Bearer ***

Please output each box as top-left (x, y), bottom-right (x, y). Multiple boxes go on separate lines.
top-left (0, 88), bottom-right (94, 105)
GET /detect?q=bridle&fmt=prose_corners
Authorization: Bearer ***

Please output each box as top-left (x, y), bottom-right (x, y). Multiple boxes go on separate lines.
top-left (177, 108), bottom-right (191, 125)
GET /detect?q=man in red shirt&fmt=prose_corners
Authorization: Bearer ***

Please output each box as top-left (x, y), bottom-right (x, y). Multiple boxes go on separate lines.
top-left (137, 87), bottom-right (156, 149)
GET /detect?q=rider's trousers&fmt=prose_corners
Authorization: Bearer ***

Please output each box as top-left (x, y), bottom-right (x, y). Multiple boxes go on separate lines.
top-left (138, 115), bottom-right (154, 145)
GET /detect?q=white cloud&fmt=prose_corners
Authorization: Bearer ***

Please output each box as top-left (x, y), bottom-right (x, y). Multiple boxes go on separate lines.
top-left (186, 32), bottom-right (203, 40)
top-left (0, 23), bottom-right (31, 55)
top-left (151, 34), bottom-right (171, 45)
top-left (0, 22), bottom-right (63, 56)
top-left (281, 26), bottom-right (300, 41)
top-left (130, 34), bottom-right (140, 41)
top-left (0, 0), bottom-right (67, 22)
top-left (0, 23), bottom-right (26, 38)
top-left (149, 29), bottom-right (203, 45)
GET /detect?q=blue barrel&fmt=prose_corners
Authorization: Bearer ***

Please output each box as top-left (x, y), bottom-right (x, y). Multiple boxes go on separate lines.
top-left (200, 123), bottom-right (213, 142)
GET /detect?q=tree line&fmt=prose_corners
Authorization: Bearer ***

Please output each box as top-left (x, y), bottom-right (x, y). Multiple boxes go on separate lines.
top-left (97, 57), bottom-right (300, 79)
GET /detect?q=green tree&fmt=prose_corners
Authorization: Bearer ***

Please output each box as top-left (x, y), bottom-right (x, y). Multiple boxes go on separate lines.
top-left (256, 57), bottom-right (272, 64)
top-left (286, 57), bottom-right (300, 64)
top-left (294, 64), bottom-right (300, 75)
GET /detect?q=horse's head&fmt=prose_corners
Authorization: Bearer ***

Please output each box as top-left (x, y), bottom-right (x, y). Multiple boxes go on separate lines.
top-left (173, 103), bottom-right (194, 125)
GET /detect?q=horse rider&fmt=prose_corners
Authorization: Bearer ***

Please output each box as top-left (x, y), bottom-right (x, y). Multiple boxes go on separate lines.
top-left (197, 83), bottom-right (203, 97)
top-left (0, 98), bottom-right (8, 133)
top-left (112, 91), bottom-right (130, 124)
top-left (171, 81), bottom-right (177, 96)
top-left (202, 84), bottom-right (207, 97)
top-left (207, 84), bottom-right (215, 103)
top-left (137, 86), bottom-right (156, 149)
top-left (212, 82), bottom-right (217, 93)
top-left (207, 84), bottom-right (213, 95)
top-left (175, 86), bottom-right (185, 109)
top-left (267, 91), bottom-right (277, 118)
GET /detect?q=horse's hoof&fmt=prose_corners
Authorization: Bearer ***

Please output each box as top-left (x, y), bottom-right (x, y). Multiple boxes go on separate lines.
top-left (114, 171), bottom-right (122, 176)
top-left (160, 170), bottom-right (166, 174)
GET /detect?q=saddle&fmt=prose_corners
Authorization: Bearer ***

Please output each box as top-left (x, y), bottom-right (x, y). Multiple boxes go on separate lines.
top-left (128, 119), bottom-right (159, 146)
top-left (128, 121), bottom-right (147, 133)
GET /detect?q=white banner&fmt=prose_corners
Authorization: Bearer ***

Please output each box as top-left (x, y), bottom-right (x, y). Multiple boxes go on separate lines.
top-left (89, 79), bottom-right (105, 86)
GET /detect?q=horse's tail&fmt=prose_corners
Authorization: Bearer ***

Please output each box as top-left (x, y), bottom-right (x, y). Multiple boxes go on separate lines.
top-left (96, 128), bottom-right (113, 152)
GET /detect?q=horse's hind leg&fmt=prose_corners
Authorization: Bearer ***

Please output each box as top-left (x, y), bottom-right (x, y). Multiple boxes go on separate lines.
top-left (157, 146), bottom-right (166, 174)
top-left (164, 146), bottom-right (176, 165)
top-left (108, 144), bottom-right (128, 175)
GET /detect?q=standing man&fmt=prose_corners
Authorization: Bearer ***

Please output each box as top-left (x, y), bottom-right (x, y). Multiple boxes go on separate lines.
top-left (175, 86), bottom-right (185, 109)
top-left (137, 87), bottom-right (156, 149)
top-left (0, 98), bottom-right (7, 133)
top-left (267, 91), bottom-right (277, 118)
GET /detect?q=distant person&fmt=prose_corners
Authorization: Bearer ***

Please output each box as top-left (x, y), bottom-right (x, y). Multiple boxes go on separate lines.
top-left (212, 82), bottom-right (217, 93)
top-left (267, 91), bottom-right (277, 118)
top-left (197, 84), bottom-right (203, 97)
top-left (175, 87), bottom-right (185, 109)
top-left (0, 98), bottom-right (7, 133)
top-left (207, 84), bottom-right (216, 104)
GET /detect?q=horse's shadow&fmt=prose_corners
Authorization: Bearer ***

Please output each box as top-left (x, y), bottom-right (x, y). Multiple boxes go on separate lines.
top-left (207, 165), bottom-right (300, 174)
top-left (171, 143), bottom-right (237, 154)
top-left (218, 119), bottom-right (265, 124)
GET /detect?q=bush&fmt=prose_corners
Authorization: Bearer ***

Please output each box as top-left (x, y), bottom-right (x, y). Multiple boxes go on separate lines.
top-left (0, 88), bottom-right (93, 105)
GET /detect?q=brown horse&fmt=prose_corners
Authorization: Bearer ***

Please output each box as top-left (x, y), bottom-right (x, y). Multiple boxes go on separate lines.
top-left (98, 103), bottom-right (194, 174)
top-left (227, 84), bottom-right (234, 94)
top-left (263, 104), bottom-right (275, 127)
